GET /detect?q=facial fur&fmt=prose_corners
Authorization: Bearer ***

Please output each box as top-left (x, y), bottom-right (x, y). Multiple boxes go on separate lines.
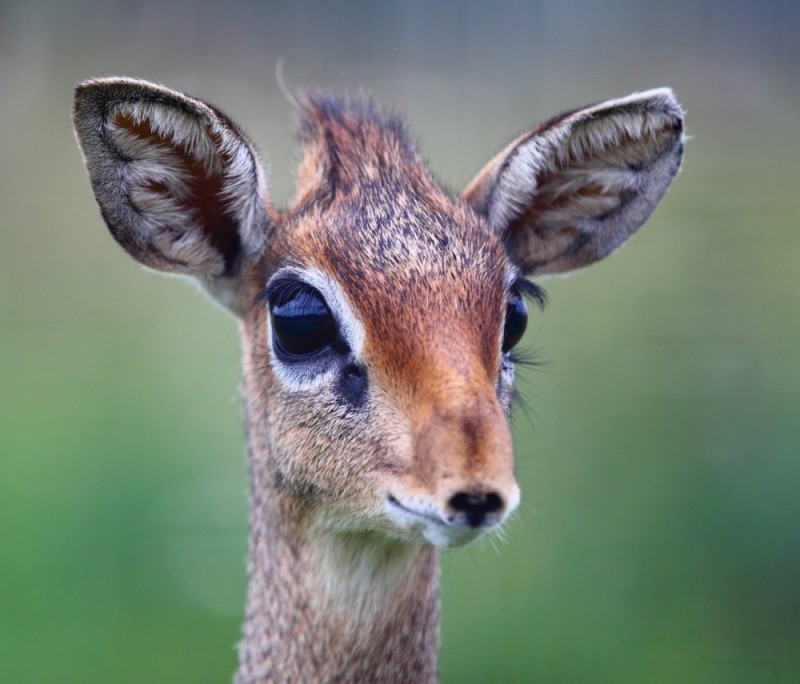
top-left (238, 96), bottom-right (522, 547)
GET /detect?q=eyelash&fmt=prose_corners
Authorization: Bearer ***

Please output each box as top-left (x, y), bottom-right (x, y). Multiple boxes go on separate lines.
top-left (514, 277), bottom-right (547, 310)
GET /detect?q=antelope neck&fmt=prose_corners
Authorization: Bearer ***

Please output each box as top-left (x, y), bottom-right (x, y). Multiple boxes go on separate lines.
top-left (235, 451), bottom-right (441, 683)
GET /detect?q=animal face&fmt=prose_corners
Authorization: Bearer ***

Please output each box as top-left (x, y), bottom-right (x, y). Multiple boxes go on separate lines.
top-left (73, 79), bottom-right (683, 548)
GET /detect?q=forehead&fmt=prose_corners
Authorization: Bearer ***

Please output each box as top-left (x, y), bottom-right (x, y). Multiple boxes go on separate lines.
top-left (292, 95), bottom-right (509, 273)
top-left (304, 176), bottom-right (508, 308)
top-left (272, 97), bottom-right (512, 370)
top-left (297, 184), bottom-right (510, 381)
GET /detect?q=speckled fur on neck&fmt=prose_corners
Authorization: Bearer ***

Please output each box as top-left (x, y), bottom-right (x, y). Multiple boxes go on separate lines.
top-left (235, 436), bottom-right (441, 682)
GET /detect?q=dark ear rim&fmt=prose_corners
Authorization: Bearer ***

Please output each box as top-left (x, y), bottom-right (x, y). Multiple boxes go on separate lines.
top-left (73, 76), bottom-right (271, 315)
top-left (462, 88), bottom-right (684, 276)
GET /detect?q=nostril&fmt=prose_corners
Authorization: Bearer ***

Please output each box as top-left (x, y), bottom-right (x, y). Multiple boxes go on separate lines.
top-left (448, 491), bottom-right (504, 528)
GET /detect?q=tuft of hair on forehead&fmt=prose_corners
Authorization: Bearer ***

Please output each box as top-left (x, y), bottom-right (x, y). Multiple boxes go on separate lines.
top-left (293, 93), bottom-right (429, 205)
top-left (298, 94), bottom-right (410, 146)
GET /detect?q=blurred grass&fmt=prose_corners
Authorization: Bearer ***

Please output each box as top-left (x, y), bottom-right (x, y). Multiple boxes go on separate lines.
top-left (2, 1), bottom-right (799, 682)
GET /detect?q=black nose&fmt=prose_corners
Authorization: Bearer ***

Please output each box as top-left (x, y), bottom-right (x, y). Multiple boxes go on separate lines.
top-left (448, 491), bottom-right (503, 527)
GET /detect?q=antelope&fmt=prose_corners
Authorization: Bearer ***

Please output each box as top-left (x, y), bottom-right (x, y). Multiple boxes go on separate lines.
top-left (73, 77), bottom-right (683, 683)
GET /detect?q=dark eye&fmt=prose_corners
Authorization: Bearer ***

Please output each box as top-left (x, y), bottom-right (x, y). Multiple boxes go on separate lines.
top-left (269, 282), bottom-right (335, 358)
top-left (502, 293), bottom-right (528, 353)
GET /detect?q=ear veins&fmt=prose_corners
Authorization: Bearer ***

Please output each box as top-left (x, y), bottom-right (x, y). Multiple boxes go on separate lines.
top-left (112, 112), bottom-right (242, 275)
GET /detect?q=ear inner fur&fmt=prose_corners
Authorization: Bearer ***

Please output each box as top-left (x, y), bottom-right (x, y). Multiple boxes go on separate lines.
top-left (462, 88), bottom-right (684, 275)
top-left (73, 77), bottom-right (270, 313)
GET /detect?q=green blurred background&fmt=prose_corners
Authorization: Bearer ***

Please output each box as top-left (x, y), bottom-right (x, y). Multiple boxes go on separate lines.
top-left (2, 1), bottom-right (798, 682)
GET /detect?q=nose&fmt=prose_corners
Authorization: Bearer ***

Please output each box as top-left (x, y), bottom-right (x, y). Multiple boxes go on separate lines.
top-left (447, 490), bottom-right (504, 528)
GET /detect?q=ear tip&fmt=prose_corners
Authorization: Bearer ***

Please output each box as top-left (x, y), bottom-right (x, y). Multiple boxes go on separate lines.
top-left (73, 78), bottom-right (99, 109)
top-left (73, 77), bottom-right (130, 114)
top-left (72, 80), bottom-right (105, 131)
top-left (634, 87), bottom-right (684, 121)
top-left (74, 76), bottom-right (128, 96)
top-left (73, 76), bottom-right (173, 108)
top-left (640, 86), bottom-right (677, 99)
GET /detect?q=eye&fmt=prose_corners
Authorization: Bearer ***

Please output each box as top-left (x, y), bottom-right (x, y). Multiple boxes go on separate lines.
top-left (269, 281), bottom-right (336, 358)
top-left (502, 293), bottom-right (528, 353)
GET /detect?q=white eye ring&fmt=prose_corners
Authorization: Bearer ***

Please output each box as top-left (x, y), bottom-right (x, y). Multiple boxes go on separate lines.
top-left (265, 267), bottom-right (366, 391)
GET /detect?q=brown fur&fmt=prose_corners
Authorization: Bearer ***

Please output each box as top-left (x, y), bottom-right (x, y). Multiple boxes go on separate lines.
top-left (73, 79), bottom-right (683, 683)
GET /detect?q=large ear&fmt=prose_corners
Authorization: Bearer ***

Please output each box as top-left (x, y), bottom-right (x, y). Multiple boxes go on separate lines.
top-left (73, 77), bottom-right (270, 314)
top-left (463, 89), bottom-right (684, 275)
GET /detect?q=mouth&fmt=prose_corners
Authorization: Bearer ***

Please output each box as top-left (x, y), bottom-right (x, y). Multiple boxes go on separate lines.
top-left (386, 495), bottom-right (444, 524)
top-left (384, 494), bottom-right (501, 549)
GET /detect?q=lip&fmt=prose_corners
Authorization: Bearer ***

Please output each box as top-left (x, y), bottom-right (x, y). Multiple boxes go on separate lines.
top-left (385, 494), bottom-right (492, 549)
top-left (386, 494), bottom-right (448, 526)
